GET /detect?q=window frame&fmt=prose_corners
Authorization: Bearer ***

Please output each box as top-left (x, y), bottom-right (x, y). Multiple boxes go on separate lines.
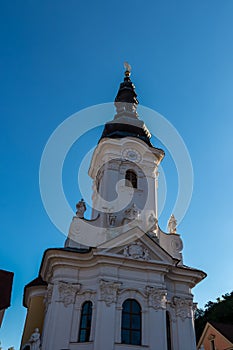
top-left (121, 298), bottom-right (142, 345)
top-left (78, 300), bottom-right (93, 343)
top-left (210, 339), bottom-right (215, 350)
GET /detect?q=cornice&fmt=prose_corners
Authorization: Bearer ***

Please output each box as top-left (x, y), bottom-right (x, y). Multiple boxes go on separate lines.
top-left (167, 264), bottom-right (206, 287)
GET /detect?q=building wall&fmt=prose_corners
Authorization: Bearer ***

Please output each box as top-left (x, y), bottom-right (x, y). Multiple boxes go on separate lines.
top-left (201, 326), bottom-right (233, 350)
top-left (21, 295), bottom-right (45, 346)
top-left (40, 248), bottom-right (198, 350)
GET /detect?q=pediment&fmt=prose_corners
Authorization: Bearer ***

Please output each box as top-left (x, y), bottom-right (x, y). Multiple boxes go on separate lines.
top-left (98, 226), bottom-right (174, 264)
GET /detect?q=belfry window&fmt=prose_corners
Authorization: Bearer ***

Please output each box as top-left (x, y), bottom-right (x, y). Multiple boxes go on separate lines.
top-left (78, 301), bottom-right (93, 342)
top-left (125, 170), bottom-right (137, 188)
top-left (121, 299), bottom-right (141, 345)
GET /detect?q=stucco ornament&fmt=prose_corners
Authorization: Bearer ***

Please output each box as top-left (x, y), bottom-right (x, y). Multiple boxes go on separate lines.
top-left (29, 328), bottom-right (40, 350)
top-left (76, 198), bottom-right (86, 218)
top-left (123, 241), bottom-right (151, 260)
top-left (44, 283), bottom-right (53, 311)
top-left (124, 203), bottom-right (140, 221)
top-left (172, 296), bottom-right (193, 321)
top-left (193, 302), bottom-right (198, 313)
top-left (168, 214), bottom-right (177, 234)
top-left (170, 235), bottom-right (183, 255)
top-left (58, 282), bottom-right (81, 307)
top-left (146, 287), bottom-right (167, 310)
top-left (99, 280), bottom-right (121, 306)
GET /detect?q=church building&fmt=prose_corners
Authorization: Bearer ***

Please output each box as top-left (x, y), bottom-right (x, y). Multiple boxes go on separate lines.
top-left (21, 64), bottom-right (206, 350)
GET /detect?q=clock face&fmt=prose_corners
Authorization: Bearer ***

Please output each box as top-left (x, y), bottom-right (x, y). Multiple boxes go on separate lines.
top-left (122, 148), bottom-right (141, 163)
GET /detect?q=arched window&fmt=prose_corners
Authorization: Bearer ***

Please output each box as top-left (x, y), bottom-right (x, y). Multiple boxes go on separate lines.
top-left (125, 170), bottom-right (137, 189)
top-left (166, 311), bottom-right (172, 350)
top-left (78, 301), bottom-right (93, 342)
top-left (121, 299), bottom-right (141, 345)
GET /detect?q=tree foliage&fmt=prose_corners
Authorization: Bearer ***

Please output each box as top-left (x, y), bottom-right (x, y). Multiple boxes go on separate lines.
top-left (195, 291), bottom-right (233, 341)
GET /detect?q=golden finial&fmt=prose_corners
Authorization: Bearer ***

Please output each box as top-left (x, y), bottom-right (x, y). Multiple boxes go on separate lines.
top-left (124, 61), bottom-right (131, 77)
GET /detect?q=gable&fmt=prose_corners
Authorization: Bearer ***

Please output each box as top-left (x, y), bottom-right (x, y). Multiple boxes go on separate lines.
top-left (97, 226), bottom-right (174, 264)
top-left (197, 322), bottom-right (233, 349)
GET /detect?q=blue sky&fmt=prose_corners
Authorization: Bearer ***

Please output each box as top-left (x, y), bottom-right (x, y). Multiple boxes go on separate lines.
top-left (1, 1), bottom-right (233, 348)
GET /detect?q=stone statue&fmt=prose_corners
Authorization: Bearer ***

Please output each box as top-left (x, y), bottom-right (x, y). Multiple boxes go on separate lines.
top-left (148, 213), bottom-right (158, 232)
top-left (29, 328), bottom-right (40, 350)
top-left (168, 214), bottom-right (177, 234)
top-left (143, 248), bottom-right (150, 261)
top-left (76, 198), bottom-right (86, 218)
top-left (109, 214), bottom-right (116, 227)
top-left (124, 203), bottom-right (140, 221)
top-left (124, 61), bottom-right (131, 73)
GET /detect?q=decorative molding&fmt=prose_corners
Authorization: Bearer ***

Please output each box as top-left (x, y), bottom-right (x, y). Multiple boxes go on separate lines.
top-left (146, 286), bottom-right (167, 310)
top-left (106, 161), bottom-right (120, 171)
top-left (58, 282), bottom-right (81, 307)
top-left (123, 241), bottom-right (150, 261)
top-left (170, 235), bottom-right (183, 254)
top-left (75, 289), bottom-right (96, 309)
top-left (99, 280), bottom-right (121, 306)
top-left (117, 288), bottom-right (147, 302)
top-left (140, 165), bottom-right (157, 178)
top-left (172, 296), bottom-right (193, 321)
top-left (166, 302), bottom-right (177, 323)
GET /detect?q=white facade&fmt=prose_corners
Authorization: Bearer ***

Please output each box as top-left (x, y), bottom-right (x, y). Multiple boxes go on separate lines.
top-left (37, 233), bottom-right (205, 350)
top-left (21, 69), bottom-right (206, 350)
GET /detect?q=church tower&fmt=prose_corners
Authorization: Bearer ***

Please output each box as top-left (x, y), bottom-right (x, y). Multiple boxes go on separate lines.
top-left (21, 64), bottom-right (206, 350)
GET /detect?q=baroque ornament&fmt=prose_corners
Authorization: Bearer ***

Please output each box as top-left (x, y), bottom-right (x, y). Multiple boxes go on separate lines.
top-left (124, 203), bottom-right (141, 221)
top-left (170, 235), bottom-right (183, 254)
top-left (123, 241), bottom-right (150, 261)
top-left (146, 286), bottom-right (167, 310)
top-left (172, 296), bottom-right (193, 321)
top-left (44, 284), bottom-right (53, 312)
top-left (99, 280), bottom-right (121, 306)
top-left (58, 282), bottom-right (81, 307)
